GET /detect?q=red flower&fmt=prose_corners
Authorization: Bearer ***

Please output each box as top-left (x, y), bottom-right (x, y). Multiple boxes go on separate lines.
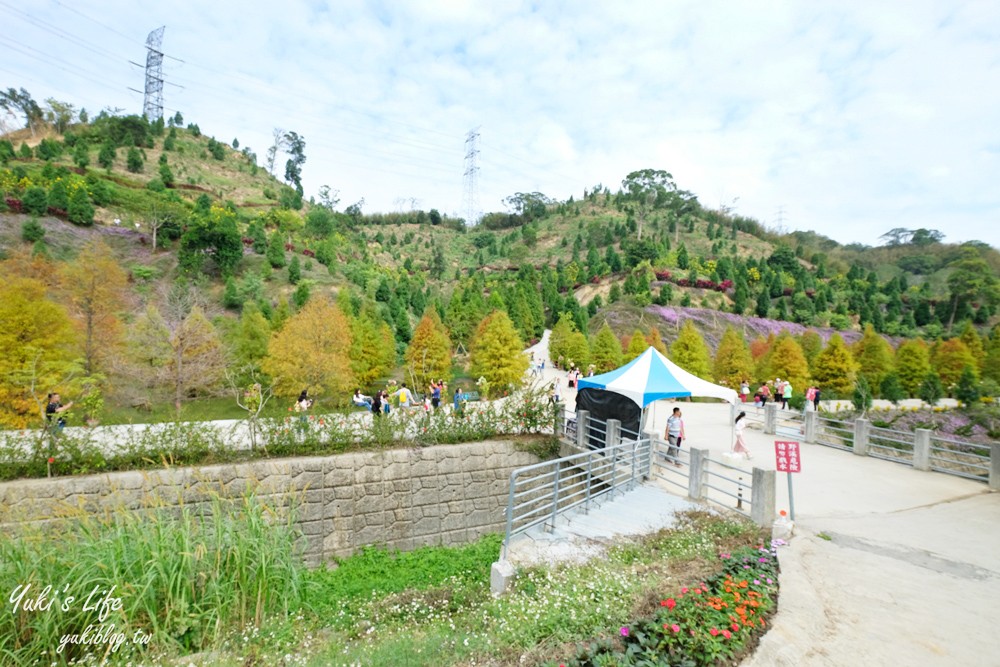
top-left (661, 598), bottom-right (676, 610)
top-left (722, 630), bottom-right (732, 639)
top-left (709, 628), bottom-right (719, 636)
top-left (47, 457), bottom-right (54, 464)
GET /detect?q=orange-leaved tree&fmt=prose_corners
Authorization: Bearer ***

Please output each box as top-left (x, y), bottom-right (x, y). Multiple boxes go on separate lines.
top-left (264, 297), bottom-right (354, 398)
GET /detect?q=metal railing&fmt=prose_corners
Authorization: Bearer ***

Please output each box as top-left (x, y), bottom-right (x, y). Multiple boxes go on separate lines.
top-left (815, 416), bottom-right (854, 451)
top-left (702, 454), bottom-right (754, 518)
top-left (929, 434), bottom-right (991, 481)
top-left (649, 435), bottom-right (689, 493)
top-left (500, 431), bottom-right (651, 559)
top-left (867, 425), bottom-right (915, 464)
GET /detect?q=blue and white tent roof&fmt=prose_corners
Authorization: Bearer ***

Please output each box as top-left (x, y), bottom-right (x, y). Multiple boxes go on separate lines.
top-left (576, 346), bottom-right (738, 408)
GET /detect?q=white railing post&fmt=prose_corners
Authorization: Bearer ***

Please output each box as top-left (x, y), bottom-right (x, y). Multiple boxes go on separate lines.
top-left (751, 467), bottom-right (776, 527)
top-left (576, 410), bottom-right (589, 450)
top-left (804, 411), bottom-right (817, 443)
top-left (764, 403), bottom-right (777, 434)
top-left (688, 447), bottom-right (707, 500)
top-left (853, 418), bottom-right (870, 456)
top-left (913, 428), bottom-right (932, 471)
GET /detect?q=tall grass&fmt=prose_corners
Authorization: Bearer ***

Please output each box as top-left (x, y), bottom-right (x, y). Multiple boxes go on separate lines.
top-left (0, 491), bottom-right (308, 666)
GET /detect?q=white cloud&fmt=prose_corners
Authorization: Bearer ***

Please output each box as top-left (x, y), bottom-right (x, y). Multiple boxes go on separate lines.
top-left (1, 0), bottom-right (997, 246)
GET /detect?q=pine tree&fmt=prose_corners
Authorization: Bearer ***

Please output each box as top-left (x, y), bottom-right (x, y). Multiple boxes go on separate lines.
top-left (405, 308), bottom-right (452, 389)
top-left (812, 333), bottom-right (856, 398)
top-left (932, 338), bottom-right (977, 388)
top-left (955, 366), bottom-right (980, 406)
top-left (755, 289), bottom-right (770, 318)
top-left (670, 321), bottom-right (712, 380)
top-left (713, 326), bottom-right (754, 389)
top-left (591, 322), bottom-right (624, 372)
top-left (97, 142), bottom-right (115, 169)
top-left (879, 373), bottom-right (905, 405)
top-left (223, 277), bottom-right (240, 309)
top-left (470, 310), bottom-right (528, 395)
top-left (549, 312), bottom-right (579, 367)
top-left (894, 339), bottom-right (931, 397)
top-left (288, 255), bottom-right (301, 285)
top-left (852, 324), bottom-right (895, 396)
top-left (271, 296), bottom-right (291, 331)
top-left (266, 233), bottom-right (286, 268)
top-left (624, 328), bottom-right (649, 362)
top-left (263, 297), bottom-right (354, 398)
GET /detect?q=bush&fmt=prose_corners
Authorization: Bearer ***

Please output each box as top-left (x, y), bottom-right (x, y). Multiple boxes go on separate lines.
top-left (919, 372), bottom-right (945, 406)
top-left (21, 186), bottom-right (48, 215)
top-left (20, 219), bottom-right (45, 242)
top-left (126, 146), bottom-right (143, 173)
top-left (67, 187), bottom-right (95, 226)
top-left (47, 179), bottom-right (69, 211)
top-left (955, 366), bottom-right (980, 406)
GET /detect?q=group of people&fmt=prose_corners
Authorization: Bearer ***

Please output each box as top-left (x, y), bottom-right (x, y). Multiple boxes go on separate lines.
top-left (742, 378), bottom-right (822, 412)
top-left (348, 379), bottom-right (458, 415)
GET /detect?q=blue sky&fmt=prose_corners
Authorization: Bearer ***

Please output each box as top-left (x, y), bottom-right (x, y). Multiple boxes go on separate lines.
top-left (1, 0), bottom-right (998, 247)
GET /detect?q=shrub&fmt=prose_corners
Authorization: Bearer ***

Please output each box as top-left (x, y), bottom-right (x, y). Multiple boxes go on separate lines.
top-left (67, 187), bottom-right (95, 226)
top-left (126, 146), bottom-right (143, 173)
top-left (47, 179), bottom-right (69, 211)
top-left (21, 186), bottom-right (48, 215)
top-left (20, 219), bottom-right (45, 243)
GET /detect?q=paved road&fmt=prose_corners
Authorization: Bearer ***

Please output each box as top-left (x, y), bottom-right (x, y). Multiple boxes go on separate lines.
top-left (524, 335), bottom-right (1000, 666)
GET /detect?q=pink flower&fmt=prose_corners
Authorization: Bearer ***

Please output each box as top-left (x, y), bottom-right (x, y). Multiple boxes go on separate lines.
top-left (620, 627), bottom-right (629, 637)
top-left (681, 587), bottom-right (688, 594)
top-left (722, 630), bottom-right (732, 639)
top-left (671, 624), bottom-right (680, 633)
top-left (710, 628), bottom-right (719, 636)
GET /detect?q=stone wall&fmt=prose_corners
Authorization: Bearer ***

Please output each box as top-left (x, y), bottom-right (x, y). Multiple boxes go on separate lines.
top-left (0, 440), bottom-right (539, 566)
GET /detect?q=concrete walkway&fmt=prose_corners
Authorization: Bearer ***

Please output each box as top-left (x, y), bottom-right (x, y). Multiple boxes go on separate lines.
top-left (504, 484), bottom-right (698, 567)
top-left (516, 333), bottom-right (1000, 667)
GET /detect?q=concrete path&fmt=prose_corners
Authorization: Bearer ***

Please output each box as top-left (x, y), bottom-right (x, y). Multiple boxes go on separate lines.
top-left (504, 484), bottom-right (698, 567)
top-left (637, 401), bottom-right (1000, 667)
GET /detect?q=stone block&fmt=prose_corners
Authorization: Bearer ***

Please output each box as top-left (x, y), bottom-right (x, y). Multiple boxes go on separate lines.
top-left (292, 471), bottom-right (324, 491)
top-left (490, 560), bottom-right (517, 597)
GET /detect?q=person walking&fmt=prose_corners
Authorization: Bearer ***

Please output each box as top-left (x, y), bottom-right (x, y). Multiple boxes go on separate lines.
top-left (665, 407), bottom-right (685, 467)
top-left (394, 383), bottom-right (414, 409)
top-left (733, 411), bottom-right (752, 459)
top-left (773, 379), bottom-right (783, 410)
top-left (781, 380), bottom-right (792, 410)
top-left (812, 386), bottom-right (822, 412)
top-left (740, 380), bottom-right (750, 403)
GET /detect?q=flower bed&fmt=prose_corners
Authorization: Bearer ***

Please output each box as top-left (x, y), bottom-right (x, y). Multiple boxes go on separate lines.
top-left (543, 543), bottom-right (780, 666)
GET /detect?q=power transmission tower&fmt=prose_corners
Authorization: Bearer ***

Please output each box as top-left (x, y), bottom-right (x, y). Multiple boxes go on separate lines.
top-left (143, 27), bottom-right (165, 122)
top-left (773, 205), bottom-right (787, 233)
top-left (461, 128), bottom-right (481, 226)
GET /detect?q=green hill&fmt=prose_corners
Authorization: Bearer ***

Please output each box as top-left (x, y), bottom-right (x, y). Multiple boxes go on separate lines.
top-left (2, 105), bottom-right (1000, 424)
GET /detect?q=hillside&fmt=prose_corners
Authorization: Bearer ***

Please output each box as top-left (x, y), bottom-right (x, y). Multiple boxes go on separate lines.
top-left (2, 106), bottom-right (1000, 424)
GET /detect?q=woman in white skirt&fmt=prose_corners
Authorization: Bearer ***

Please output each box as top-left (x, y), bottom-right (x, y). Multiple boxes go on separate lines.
top-left (733, 411), bottom-right (752, 459)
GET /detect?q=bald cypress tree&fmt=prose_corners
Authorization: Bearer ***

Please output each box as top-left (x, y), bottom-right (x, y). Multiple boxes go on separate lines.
top-left (812, 333), bottom-right (856, 398)
top-left (590, 322), bottom-right (624, 373)
top-left (670, 321), bottom-right (712, 380)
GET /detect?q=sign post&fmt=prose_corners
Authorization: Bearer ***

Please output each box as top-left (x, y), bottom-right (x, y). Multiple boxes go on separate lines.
top-left (774, 441), bottom-right (801, 521)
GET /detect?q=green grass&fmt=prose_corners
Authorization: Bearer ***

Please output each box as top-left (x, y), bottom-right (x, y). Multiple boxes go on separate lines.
top-left (0, 492), bottom-right (307, 667)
